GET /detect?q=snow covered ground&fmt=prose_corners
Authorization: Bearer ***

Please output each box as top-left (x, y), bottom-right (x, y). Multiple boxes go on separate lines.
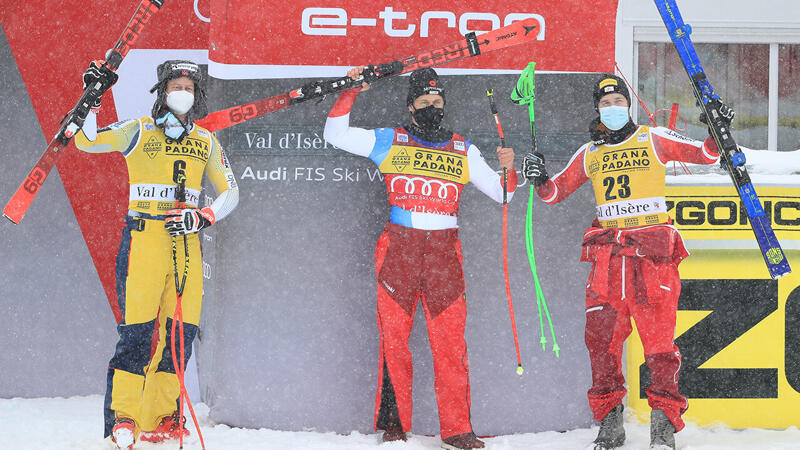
top-left (2, 396), bottom-right (800, 449)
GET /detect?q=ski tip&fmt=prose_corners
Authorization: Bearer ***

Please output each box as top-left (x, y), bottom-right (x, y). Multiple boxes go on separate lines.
top-left (516, 365), bottom-right (524, 377)
top-left (519, 18), bottom-right (539, 31)
top-left (3, 210), bottom-right (22, 224)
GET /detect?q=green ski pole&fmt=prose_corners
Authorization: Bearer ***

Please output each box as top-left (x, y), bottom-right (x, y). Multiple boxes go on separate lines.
top-left (510, 62), bottom-right (559, 357)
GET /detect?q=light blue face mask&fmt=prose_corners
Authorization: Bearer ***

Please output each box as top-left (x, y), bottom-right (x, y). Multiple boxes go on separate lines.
top-left (155, 112), bottom-right (186, 140)
top-left (599, 105), bottom-right (630, 131)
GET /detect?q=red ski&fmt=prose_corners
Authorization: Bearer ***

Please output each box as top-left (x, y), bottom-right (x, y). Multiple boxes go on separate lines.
top-left (197, 18), bottom-right (540, 132)
top-left (3, 0), bottom-right (166, 224)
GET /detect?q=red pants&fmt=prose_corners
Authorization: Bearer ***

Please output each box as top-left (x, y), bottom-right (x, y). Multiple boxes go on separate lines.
top-left (582, 224), bottom-right (689, 431)
top-left (373, 223), bottom-right (474, 439)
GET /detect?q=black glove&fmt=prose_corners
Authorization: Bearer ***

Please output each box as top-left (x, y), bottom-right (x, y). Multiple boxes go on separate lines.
top-left (522, 152), bottom-right (549, 186)
top-left (82, 60), bottom-right (117, 110)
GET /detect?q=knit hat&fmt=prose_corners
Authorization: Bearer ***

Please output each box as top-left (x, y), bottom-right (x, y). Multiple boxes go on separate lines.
top-left (592, 74), bottom-right (630, 110)
top-left (407, 68), bottom-right (445, 106)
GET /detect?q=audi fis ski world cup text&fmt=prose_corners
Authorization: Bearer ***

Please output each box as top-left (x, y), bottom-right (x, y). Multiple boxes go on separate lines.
top-left (240, 166), bottom-right (383, 183)
top-left (301, 7), bottom-right (545, 39)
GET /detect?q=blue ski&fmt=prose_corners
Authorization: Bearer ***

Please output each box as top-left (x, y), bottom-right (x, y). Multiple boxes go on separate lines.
top-left (653, 0), bottom-right (791, 279)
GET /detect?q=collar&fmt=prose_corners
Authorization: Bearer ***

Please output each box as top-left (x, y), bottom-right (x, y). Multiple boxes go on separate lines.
top-left (590, 118), bottom-right (638, 146)
top-left (404, 123), bottom-right (454, 143)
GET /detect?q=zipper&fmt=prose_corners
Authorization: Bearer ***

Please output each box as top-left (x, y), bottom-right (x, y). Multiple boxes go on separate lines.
top-left (621, 255), bottom-right (627, 300)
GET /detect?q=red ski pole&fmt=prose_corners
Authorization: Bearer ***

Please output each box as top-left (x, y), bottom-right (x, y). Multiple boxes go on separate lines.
top-left (486, 88), bottom-right (524, 377)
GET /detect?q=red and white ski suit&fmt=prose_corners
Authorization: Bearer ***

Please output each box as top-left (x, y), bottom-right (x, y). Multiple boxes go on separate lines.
top-left (324, 88), bottom-right (517, 439)
top-left (536, 126), bottom-right (719, 431)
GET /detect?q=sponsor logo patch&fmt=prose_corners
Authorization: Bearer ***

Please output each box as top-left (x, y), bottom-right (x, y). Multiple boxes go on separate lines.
top-left (164, 137), bottom-right (210, 161)
top-left (663, 128), bottom-right (695, 142)
top-left (588, 159), bottom-right (600, 175)
top-left (108, 120), bottom-right (126, 130)
top-left (143, 136), bottom-right (162, 159)
top-left (389, 175), bottom-right (461, 201)
top-left (198, 129), bottom-right (209, 138)
top-left (391, 148), bottom-right (411, 172)
top-left (397, 133), bottom-right (408, 143)
top-left (454, 140), bottom-right (465, 151)
top-left (143, 123), bottom-right (155, 131)
top-left (380, 146), bottom-right (468, 182)
top-left (638, 132), bottom-right (648, 142)
top-left (599, 78), bottom-right (618, 89)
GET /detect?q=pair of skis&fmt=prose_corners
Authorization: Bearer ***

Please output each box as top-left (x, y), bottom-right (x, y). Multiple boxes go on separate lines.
top-left (3, 0), bottom-right (165, 224)
top-left (195, 18), bottom-right (539, 131)
top-left (653, 0), bottom-right (791, 279)
top-left (3, 17), bottom-right (540, 223)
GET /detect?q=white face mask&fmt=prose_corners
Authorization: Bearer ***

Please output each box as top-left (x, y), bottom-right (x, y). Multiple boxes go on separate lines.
top-left (166, 90), bottom-right (194, 115)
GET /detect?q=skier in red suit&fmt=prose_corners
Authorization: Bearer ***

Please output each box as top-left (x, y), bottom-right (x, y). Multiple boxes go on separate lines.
top-left (324, 67), bottom-right (516, 450)
top-left (522, 74), bottom-right (723, 450)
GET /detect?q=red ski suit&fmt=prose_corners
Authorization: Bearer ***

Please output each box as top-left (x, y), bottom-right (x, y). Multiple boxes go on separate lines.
top-left (536, 125), bottom-right (719, 431)
top-left (324, 88), bottom-right (517, 439)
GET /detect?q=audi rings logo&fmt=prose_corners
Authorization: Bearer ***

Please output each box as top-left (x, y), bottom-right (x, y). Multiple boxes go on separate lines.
top-left (390, 176), bottom-right (460, 201)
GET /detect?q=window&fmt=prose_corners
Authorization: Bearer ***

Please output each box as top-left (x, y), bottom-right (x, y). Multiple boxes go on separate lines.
top-left (779, 44), bottom-right (800, 150)
top-left (637, 42), bottom-right (770, 149)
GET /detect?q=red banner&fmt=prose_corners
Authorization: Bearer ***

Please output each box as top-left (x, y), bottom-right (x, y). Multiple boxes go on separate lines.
top-left (209, 0), bottom-right (618, 76)
top-left (0, 0), bottom-right (209, 322)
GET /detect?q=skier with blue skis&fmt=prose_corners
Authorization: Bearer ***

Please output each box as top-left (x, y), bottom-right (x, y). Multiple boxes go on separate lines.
top-left (523, 74), bottom-right (726, 450)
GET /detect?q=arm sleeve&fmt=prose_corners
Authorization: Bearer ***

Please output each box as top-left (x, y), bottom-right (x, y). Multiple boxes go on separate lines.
top-left (323, 88), bottom-right (377, 158)
top-left (74, 112), bottom-right (142, 156)
top-left (650, 126), bottom-right (720, 165)
top-left (74, 112), bottom-right (141, 156)
top-left (535, 144), bottom-right (590, 204)
top-left (203, 132), bottom-right (239, 222)
top-left (467, 144), bottom-right (518, 203)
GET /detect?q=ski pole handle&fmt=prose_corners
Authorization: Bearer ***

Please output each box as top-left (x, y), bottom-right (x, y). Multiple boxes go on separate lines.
top-left (175, 174), bottom-right (186, 207)
top-left (486, 88), bottom-right (508, 203)
top-left (486, 88), bottom-right (506, 147)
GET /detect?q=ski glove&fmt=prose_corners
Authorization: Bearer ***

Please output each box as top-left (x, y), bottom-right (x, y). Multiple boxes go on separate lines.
top-left (82, 60), bottom-right (118, 110)
top-left (522, 152), bottom-right (549, 186)
top-left (165, 207), bottom-right (215, 237)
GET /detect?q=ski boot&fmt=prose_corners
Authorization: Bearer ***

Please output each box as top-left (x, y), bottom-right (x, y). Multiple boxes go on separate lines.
top-left (591, 404), bottom-right (625, 450)
top-left (139, 410), bottom-right (190, 443)
top-left (111, 417), bottom-right (135, 450)
top-left (649, 409), bottom-right (676, 450)
top-left (381, 423), bottom-right (407, 443)
top-left (441, 432), bottom-right (485, 449)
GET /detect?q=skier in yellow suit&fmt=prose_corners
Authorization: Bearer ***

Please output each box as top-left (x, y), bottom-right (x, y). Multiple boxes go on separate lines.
top-left (75, 60), bottom-right (238, 449)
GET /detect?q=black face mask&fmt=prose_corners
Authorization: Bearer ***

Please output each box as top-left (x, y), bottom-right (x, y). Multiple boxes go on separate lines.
top-left (411, 105), bottom-right (444, 131)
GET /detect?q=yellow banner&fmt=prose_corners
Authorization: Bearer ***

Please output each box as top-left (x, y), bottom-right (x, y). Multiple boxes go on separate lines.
top-left (626, 183), bottom-right (800, 428)
top-left (665, 184), bottom-right (800, 243)
top-left (378, 145), bottom-right (469, 184)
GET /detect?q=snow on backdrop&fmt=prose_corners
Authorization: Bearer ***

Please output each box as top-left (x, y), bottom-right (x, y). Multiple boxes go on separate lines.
top-left (668, 148), bottom-right (800, 181)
